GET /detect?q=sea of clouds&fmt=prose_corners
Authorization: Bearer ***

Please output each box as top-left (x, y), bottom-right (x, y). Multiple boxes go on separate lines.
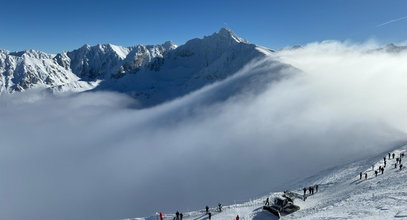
top-left (1, 41), bottom-right (407, 220)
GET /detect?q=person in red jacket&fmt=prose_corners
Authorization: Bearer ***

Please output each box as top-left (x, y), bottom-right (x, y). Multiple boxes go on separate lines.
top-left (159, 212), bottom-right (163, 220)
top-left (236, 215), bottom-right (240, 220)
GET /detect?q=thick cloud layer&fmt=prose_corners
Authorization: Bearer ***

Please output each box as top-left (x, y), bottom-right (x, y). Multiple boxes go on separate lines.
top-left (1, 42), bottom-right (407, 220)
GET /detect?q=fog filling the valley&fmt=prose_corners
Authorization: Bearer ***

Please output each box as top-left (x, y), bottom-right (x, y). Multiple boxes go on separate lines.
top-left (2, 41), bottom-right (407, 220)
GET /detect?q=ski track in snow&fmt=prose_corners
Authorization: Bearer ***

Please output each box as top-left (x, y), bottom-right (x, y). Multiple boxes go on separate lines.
top-left (127, 146), bottom-right (407, 220)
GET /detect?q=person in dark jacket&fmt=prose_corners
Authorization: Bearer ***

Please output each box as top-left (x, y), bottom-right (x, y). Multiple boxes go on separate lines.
top-left (303, 187), bottom-right (307, 195)
top-left (400, 164), bottom-right (403, 170)
top-left (265, 197), bottom-right (269, 206)
top-left (218, 203), bottom-right (222, 212)
top-left (236, 215), bottom-right (240, 220)
top-left (208, 212), bottom-right (212, 219)
top-left (395, 163), bottom-right (398, 168)
top-left (393, 153), bottom-right (395, 159)
top-left (315, 185), bottom-right (319, 193)
top-left (205, 206), bottom-right (209, 214)
top-left (375, 170), bottom-right (378, 177)
top-left (360, 172), bottom-right (363, 180)
top-left (175, 211), bottom-right (180, 220)
top-left (364, 173), bottom-right (368, 179)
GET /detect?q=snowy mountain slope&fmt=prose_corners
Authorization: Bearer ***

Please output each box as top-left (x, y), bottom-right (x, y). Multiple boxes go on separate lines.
top-left (128, 144), bottom-right (407, 220)
top-left (0, 49), bottom-right (92, 93)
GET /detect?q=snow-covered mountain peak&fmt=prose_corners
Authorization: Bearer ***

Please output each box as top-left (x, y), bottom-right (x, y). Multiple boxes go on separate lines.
top-left (8, 49), bottom-right (52, 59)
top-left (214, 27), bottom-right (248, 44)
top-left (162, 41), bottom-right (178, 50)
top-left (107, 44), bottom-right (130, 59)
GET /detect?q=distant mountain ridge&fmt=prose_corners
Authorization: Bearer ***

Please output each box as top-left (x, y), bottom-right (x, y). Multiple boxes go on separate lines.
top-left (0, 28), bottom-right (274, 106)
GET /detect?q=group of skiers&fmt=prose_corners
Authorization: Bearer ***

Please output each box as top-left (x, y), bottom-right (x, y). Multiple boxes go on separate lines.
top-left (172, 211), bottom-right (184, 220)
top-left (203, 203), bottom-right (224, 219)
top-left (303, 184), bottom-right (319, 196)
top-left (360, 151), bottom-right (405, 181)
top-left (155, 201), bottom-right (242, 220)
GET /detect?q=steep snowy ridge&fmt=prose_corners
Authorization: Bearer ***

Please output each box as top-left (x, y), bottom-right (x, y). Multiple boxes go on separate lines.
top-left (128, 145), bottom-right (407, 220)
top-left (65, 42), bottom-right (175, 80)
top-left (95, 28), bottom-right (274, 106)
top-left (0, 28), bottom-right (274, 107)
top-left (0, 49), bottom-right (86, 93)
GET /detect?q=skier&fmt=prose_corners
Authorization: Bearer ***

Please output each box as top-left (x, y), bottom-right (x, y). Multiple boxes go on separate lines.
top-left (359, 172), bottom-right (362, 180)
top-left (159, 212), bottom-right (164, 220)
top-left (396, 158), bottom-right (399, 164)
top-left (315, 184), bottom-right (319, 193)
top-left (205, 206), bottom-right (209, 214)
top-left (364, 173), bottom-right (367, 179)
top-left (303, 187), bottom-right (307, 195)
top-left (381, 167), bottom-right (384, 174)
top-left (208, 212), bottom-right (212, 220)
top-left (400, 157), bottom-right (402, 164)
top-left (395, 163), bottom-right (398, 169)
top-left (265, 197), bottom-right (270, 206)
top-left (393, 153), bottom-right (395, 159)
top-left (384, 157), bottom-right (386, 163)
top-left (384, 161), bottom-right (387, 167)
top-left (236, 215), bottom-right (240, 220)
top-left (375, 170), bottom-right (378, 177)
top-left (175, 211), bottom-right (180, 220)
top-left (218, 203), bottom-right (222, 212)
top-left (400, 164), bottom-right (403, 170)
top-left (389, 152), bottom-right (391, 159)
top-left (180, 213), bottom-right (183, 220)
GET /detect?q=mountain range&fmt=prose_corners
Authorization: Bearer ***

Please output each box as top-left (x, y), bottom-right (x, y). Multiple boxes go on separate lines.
top-left (0, 28), bottom-right (275, 107)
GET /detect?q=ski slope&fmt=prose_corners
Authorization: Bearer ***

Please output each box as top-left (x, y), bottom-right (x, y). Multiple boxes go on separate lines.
top-left (127, 145), bottom-right (407, 220)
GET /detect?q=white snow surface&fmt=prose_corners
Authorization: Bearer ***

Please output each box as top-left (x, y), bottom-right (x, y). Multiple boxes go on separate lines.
top-left (127, 145), bottom-right (407, 220)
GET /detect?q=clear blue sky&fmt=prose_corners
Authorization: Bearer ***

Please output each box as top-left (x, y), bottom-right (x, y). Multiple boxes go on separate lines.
top-left (1, 0), bottom-right (407, 53)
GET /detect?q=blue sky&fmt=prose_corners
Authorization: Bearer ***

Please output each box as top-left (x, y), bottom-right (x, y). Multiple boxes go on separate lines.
top-left (1, 0), bottom-right (407, 53)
